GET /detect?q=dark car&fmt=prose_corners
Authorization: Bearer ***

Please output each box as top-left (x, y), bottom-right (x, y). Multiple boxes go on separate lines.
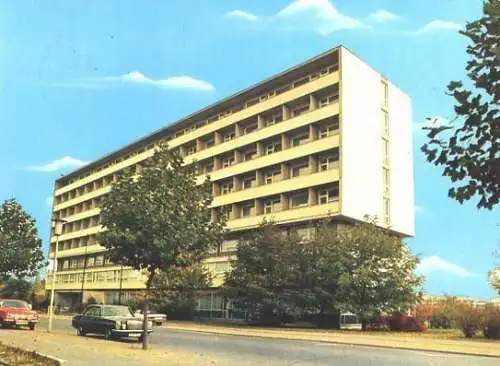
top-left (72, 304), bottom-right (152, 341)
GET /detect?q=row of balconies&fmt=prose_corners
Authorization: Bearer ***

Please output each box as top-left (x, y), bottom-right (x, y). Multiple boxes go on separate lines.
top-left (54, 84), bottom-right (339, 208)
top-left (55, 58), bottom-right (339, 190)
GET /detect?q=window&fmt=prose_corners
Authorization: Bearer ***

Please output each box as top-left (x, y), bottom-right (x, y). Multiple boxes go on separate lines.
top-left (242, 176), bottom-right (255, 189)
top-left (84, 306), bottom-right (101, 317)
top-left (291, 163), bottom-right (309, 177)
top-left (265, 114), bottom-right (283, 126)
top-left (290, 192), bottom-right (309, 208)
top-left (241, 203), bottom-right (254, 217)
top-left (293, 76), bottom-right (309, 88)
top-left (291, 133), bottom-right (309, 147)
top-left (265, 170), bottom-right (281, 184)
top-left (95, 255), bottom-right (104, 266)
top-left (205, 163), bottom-right (214, 173)
top-left (186, 145), bottom-right (196, 155)
top-left (319, 124), bottom-right (339, 138)
top-left (206, 137), bottom-right (215, 148)
top-left (319, 94), bottom-right (339, 108)
top-left (223, 132), bottom-right (235, 142)
top-left (319, 155), bottom-right (339, 171)
top-left (265, 142), bottom-right (282, 155)
top-left (244, 124), bottom-right (257, 135)
top-left (244, 150), bottom-right (257, 161)
top-left (319, 186), bottom-right (339, 204)
top-left (222, 156), bottom-right (235, 168)
top-left (291, 103), bottom-right (310, 117)
top-left (215, 262), bottom-right (230, 275)
top-left (221, 182), bottom-right (234, 195)
top-left (264, 198), bottom-right (281, 214)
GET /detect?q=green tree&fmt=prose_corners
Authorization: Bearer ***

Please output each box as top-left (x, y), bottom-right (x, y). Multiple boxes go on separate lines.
top-left (0, 199), bottom-right (45, 279)
top-left (0, 278), bottom-right (32, 301)
top-left (335, 221), bottom-right (424, 330)
top-left (421, 0), bottom-right (499, 209)
top-left (151, 265), bottom-right (210, 320)
top-left (223, 222), bottom-right (303, 325)
top-left (99, 144), bottom-right (225, 349)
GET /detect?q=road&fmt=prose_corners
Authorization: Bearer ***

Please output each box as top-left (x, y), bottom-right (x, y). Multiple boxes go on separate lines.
top-left (37, 318), bottom-right (498, 366)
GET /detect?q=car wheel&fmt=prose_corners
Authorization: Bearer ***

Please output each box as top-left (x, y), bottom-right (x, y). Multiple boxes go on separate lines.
top-left (104, 328), bottom-right (113, 340)
top-left (76, 326), bottom-right (86, 336)
top-left (29, 323), bottom-right (35, 331)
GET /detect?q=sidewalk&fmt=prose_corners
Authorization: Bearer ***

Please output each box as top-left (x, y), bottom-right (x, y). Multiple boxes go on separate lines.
top-left (0, 329), bottom-right (220, 366)
top-left (166, 321), bottom-right (500, 358)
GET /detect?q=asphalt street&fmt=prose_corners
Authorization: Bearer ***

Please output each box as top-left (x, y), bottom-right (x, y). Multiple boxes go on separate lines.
top-left (37, 318), bottom-right (498, 366)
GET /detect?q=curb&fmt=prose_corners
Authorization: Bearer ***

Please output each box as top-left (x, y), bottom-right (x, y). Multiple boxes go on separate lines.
top-left (165, 326), bottom-right (500, 359)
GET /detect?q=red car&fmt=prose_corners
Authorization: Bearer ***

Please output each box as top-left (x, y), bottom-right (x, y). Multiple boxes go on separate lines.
top-left (0, 299), bottom-right (38, 330)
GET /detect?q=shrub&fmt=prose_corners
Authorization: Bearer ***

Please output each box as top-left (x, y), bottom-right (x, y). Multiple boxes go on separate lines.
top-left (430, 312), bottom-right (452, 329)
top-left (451, 302), bottom-right (485, 338)
top-left (484, 314), bottom-right (500, 339)
top-left (389, 312), bottom-right (426, 332)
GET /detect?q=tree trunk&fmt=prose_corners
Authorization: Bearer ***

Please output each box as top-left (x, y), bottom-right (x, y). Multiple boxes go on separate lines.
top-left (142, 272), bottom-right (155, 350)
top-left (361, 319), bottom-right (367, 331)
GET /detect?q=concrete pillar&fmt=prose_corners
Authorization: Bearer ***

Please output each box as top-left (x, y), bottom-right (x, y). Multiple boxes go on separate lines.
top-left (257, 114), bottom-right (265, 129)
top-left (309, 155), bottom-right (318, 174)
top-left (256, 141), bottom-right (265, 156)
top-left (235, 123), bottom-right (242, 138)
top-left (233, 176), bottom-right (242, 191)
top-left (280, 193), bottom-right (289, 211)
top-left (281, 163), bottom-right (290, 180)
top-left (255, 199), bottom-right (264, 215)
top-left (308, 187), bottom-right (317, 206)
top-left (310, 94), bottom-right (318, 110)
top-left (213, 156), bottom-right (221, 170)
top-left (196, 138), bottom-right (205, 151)
top-left (232, 203), bottom-right (241, 219)
top-left (234, 149), bottom-right (243, 163)
top-left (281, 133), bottom-right (290, 150)
top-left (212, 183), bottom-right (221, 196)
top-left (256, 170), bottom-right (264, 186)
top-left (214, 131), bottom-right (223, 145)
top-left (283, 105), bottom-right (290, 120)
top-left (309, 124), bottom-right (318, 141)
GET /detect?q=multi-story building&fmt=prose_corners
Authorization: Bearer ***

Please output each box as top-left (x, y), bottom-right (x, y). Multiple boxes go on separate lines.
top-left (46, 46), bottom-right (414, 314)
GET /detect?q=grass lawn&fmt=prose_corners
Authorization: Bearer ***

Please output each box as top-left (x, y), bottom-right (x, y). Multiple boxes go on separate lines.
top-left (0, 343), bottom-right (58, 366)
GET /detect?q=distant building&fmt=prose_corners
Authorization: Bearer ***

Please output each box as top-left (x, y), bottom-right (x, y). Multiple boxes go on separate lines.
top-left (46, 46), bottom-right (414, 313)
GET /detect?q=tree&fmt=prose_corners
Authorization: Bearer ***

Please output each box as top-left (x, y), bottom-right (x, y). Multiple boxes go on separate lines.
top-left (0, 278), bottom-right (32, 301)
top-left (335, 221), bottom-right (424, 330)
top-left (223, 222), bottom-right (302, 325)
top-left (421, 0), bottom-right (499, 209)
top-left (151, 265), bottom-right (210, 320)
top-left (99, 144), bottom-right (225, 349)
top-left (0, 199), bottom-right (45, 279)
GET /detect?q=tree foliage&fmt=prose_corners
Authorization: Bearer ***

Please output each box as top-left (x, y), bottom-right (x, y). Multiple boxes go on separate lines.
top-left (99, 144), bottom-right (225, 347)
top-left (151, 265), bottom-right (211, 320)
top-left (0, 278), bottom-right (33, 301)
top-left (0, 199), bottom-right (45, 279)
top-left (421, 1), bottom-right (499, 209)
top-left (224, 220), bottom-right (423, 329)
top-left (99, 144), bottom-right (225, 288)
top-left (335, 221), bottom-right (424, 329)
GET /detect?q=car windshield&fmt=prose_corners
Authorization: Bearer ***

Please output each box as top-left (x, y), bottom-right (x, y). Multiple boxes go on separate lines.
top-left (101, 306), bottom-right (133, 317)
top-left (1, 300), bottom-right (28, 309)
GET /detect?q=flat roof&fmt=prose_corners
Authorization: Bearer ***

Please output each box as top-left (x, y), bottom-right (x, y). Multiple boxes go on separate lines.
top-left (57, 45), bottom-right (343, 183)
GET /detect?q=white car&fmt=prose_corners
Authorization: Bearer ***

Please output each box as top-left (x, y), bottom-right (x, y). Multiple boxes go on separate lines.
top-left (134, 310), bottom-right (167, 326)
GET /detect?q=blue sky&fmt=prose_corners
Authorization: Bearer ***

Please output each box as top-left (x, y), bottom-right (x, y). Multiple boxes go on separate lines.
top-left (1, 0), bottom-right (498, 298)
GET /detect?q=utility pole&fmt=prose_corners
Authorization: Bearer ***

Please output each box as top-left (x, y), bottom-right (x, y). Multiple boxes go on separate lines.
top-left (48, 216), bottom-right (66, 333)
top-left (80, 244), bottom-right (89, 311)
top-left (118, 264), bottom-right (124, 305)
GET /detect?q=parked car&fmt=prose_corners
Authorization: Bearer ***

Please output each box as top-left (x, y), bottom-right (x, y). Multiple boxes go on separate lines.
top-left (72, 304), bottom-right (153, 341)
top-left (0, 299), bottom-right (39, 330)
top-left (134, 310), bottom-right (167, 326)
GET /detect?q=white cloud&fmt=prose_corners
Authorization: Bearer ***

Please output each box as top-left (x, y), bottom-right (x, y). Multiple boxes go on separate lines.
top-left (26, 156), bottom-right (89, 172)
top-left (47, 72), bottom-right (215, 91)
top-left (107, 72), bottom-right (215, 91)
top-left (417, 256), bottom-right (476, 278)
top-left (369, 10), bottom-right (400, 22)
top-left (411, 20), bottom-right (462, 35)
top-left (225, 10), bottom-right (259, 22)
top-left (226, 0), bottom-right (367, 36)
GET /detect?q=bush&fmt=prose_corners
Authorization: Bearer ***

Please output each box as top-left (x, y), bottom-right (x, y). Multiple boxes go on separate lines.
top-left (451, 302), bottom-right (485, 338)
top-left (484, 314), bottom-right (500, 339)
top-left (389, 312), bottom-right (426, 332)
top-left (430, 312), bottom-right (452, 329)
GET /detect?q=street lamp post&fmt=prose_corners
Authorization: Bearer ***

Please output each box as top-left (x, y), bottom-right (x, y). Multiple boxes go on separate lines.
top-left (48, 216), bottom-right (66, 333)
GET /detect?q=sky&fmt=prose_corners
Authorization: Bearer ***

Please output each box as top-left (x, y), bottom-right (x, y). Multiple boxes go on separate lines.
top-left (0, 0), bottom-right (498, 299)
